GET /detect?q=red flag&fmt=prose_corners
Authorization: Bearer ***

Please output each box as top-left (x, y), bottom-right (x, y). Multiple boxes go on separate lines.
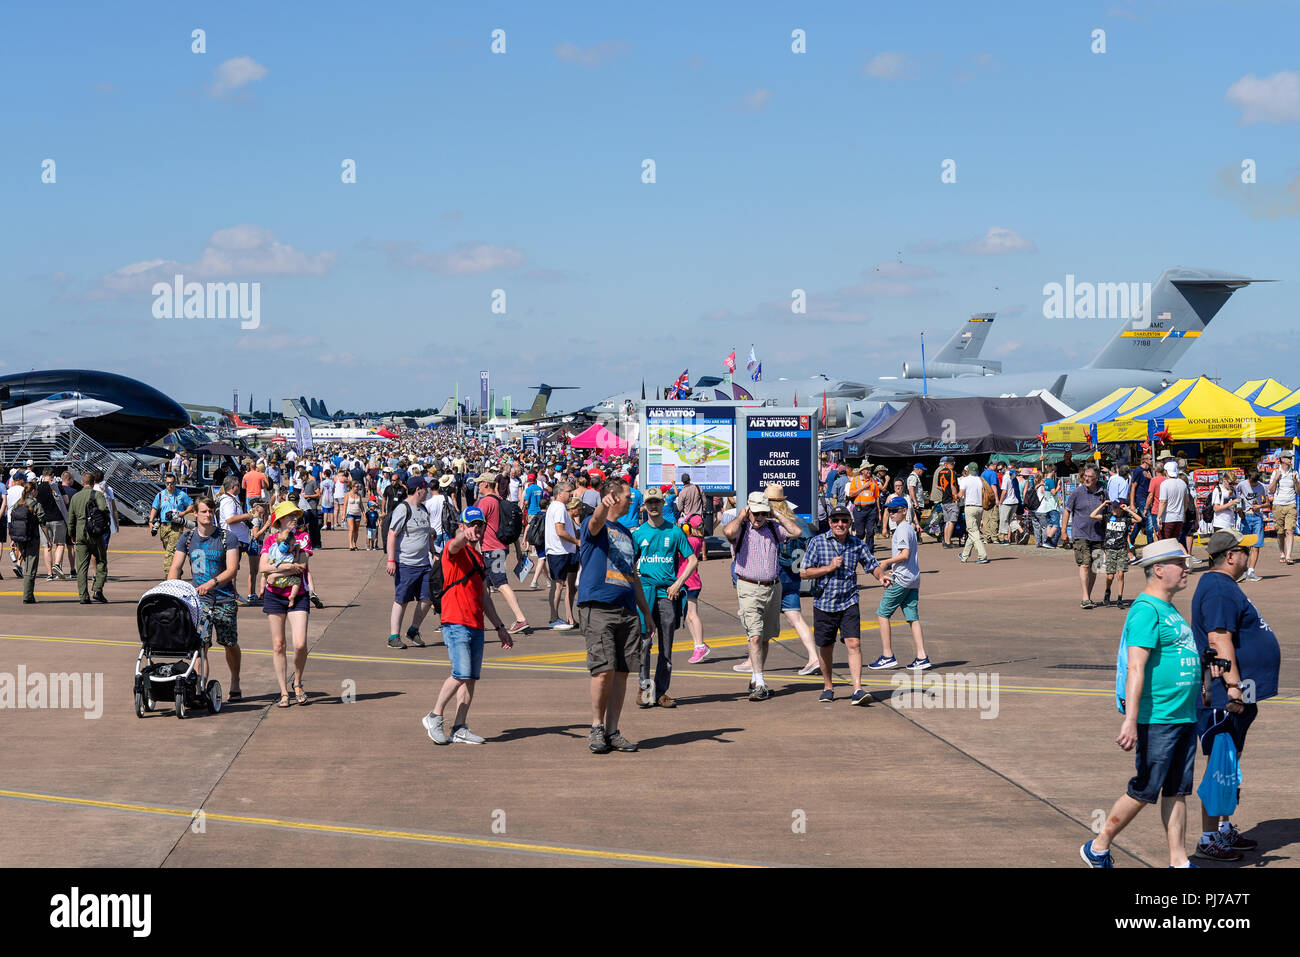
top-left (723, 350), bottom-right (736, 374)
top-left (793, 392), bottom-right (797, 407)
top-left (820, 391), bottom-right (827, 426)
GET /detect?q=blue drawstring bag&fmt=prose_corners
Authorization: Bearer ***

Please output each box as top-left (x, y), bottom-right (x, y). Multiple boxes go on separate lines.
top-left (1197, 733), bottom-right (1242, 818)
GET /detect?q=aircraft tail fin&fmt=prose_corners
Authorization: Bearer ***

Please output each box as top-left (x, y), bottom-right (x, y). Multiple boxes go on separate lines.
top-left (933, 313), bottom-right (996, 362)
top-left (439, 397), bottom-right (456, 418)
top-left (1087, 268), bottom-right (1272, 371)
top-left (520, 383), bottom-right (578, 421)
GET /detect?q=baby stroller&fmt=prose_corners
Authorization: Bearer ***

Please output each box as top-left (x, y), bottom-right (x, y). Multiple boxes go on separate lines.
top-left (134, 580), bottom-right (223, 719)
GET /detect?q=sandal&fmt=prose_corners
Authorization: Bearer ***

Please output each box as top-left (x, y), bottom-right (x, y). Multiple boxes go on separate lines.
top-left (277, 693), bottom-right (291, 708)
top-left (228, 688), bottom-right (242, 701)
top-left (1080, 600), bottom-right (1096, 609)
top-left (293, 683), bottom-right (308, 705)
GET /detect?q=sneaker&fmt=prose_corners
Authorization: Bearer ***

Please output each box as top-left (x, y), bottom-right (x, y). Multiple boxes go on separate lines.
top-left (309, 592), bottom-right (324, 609)
top-left (405, 627), bottom-right (426, 647)
top-left (797, 662), bottom-right (820, 676)
top-left (507, 620), bottom-right (530, 635)
top-left (550, 619), bottom-right (574, 631)
top-left (53, 565), bottom-right (69, 580)
top-left (1193, 834), bottom-right (1243, 862)
top-left (387, 635), bottom-right (405, 649)
top-left (638, 680), bottom-right (655, 707)
top-left (733, 660), bottom-right (753, 673)
top-left (818, 688), bottom-right (834, 703)
top-left (1219, 824), bottom-right (1258, 850)
top-left (451, 725), bottom-right (486, 745)
top-left (1080, 839), bottom-right (1114, 868)
top-left (1244, 569), bottom-right (1262, 582)
top-left (975, 557), bottom-right (990, 564)
top-left (748, 684), bottom-right (771, 701)
top-left (92, 592), bottom-right (107, 604)
top-left (657, 694), bottom-right (676, 708)
top-left (849, 689), bottom-right (871, 706)
top-left (589, 724), bottom-right (612, 754)
top-left (422, 712), bottom-right (449, 745)
top-left (688, 644), bottom-right (710, 664)
top-left (906, 657), bottom-right (932, 671)
top-left (605, 729), bottom-right (638, 752)
top-left (868, 655), bottom-right (898, 670)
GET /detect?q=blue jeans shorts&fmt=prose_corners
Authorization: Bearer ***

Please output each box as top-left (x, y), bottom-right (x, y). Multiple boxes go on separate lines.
top-left (1127, 722), bottom-right (1196, 804)
top-left (443, 624), bottom-right (485, 681)
top-left (1239, 513), bottom-right (1264, 540)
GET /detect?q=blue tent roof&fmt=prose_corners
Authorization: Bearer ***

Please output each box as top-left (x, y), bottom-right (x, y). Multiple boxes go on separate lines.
top-left (821, 404), bottom-right (898, 452)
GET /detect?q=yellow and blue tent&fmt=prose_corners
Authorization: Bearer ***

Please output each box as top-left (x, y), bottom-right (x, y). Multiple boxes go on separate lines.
top-left (1093, 377), bottom-right (1297, 443)
top-left (1267, 386), bottom-right (1300, 412)
top-left (1234, 378), bottom-right (1293, 408)
top-left (1041, 386), bottom-right (1154, 443)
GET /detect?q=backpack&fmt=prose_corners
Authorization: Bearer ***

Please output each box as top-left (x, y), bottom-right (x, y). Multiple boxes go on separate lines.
top-left (491, 493), bottom-right (524, 545)
top-left (9, 502), bottom-right (38, 545)
top-left (525, 511), bottom-right (547, 550)
top-left (980, 479), bottom-right (996, 510)
top-left (440, 499), bottom-right (459, 539)
top-left (436, 548), bottom-right (485, 603)
top-left (84, 491), bottom-right (110, 539)
top-left (1024, 481), bottom-right (1041, 513)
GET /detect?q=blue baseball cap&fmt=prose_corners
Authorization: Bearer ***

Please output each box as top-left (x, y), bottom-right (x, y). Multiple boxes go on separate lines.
top-left (885, 495), bottom-right (909, 510)
top-left (460, 506), bottom-right (486, 525)
top-left (912, 462), bottom-right (926, 470)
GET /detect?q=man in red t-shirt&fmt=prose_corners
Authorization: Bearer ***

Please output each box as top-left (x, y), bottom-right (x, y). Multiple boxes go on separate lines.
top-left (422, 506), bottom-right (513, 746)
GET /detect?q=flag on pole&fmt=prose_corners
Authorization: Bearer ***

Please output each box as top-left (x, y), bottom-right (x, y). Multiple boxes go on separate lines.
top-left (723, 350), bottom-right (736, 374)
top-left (667, 368), bottom-right (689, 400)
top-left (751, 362), bottom-right (762, 382)
top-left (746, 345), bottom-right (757, 371)
top-left (792, 392), bottom-right (797, 407)
top-left (820, 391), bottom-right (828, 426)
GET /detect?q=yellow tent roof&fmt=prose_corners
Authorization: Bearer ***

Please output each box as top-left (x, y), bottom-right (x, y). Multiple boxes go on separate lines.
top-left (1096, 376), bottom-right (1293, 442)
top-left (1040, 387), bottom-right (1154, 443)
top-left (1268, 387), bottom-right (1300, 412)
top-left (1234, 378), bottom-right (1293, 408)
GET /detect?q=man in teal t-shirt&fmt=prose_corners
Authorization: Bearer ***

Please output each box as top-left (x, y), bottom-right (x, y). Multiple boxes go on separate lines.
top-left (1081, 540), bottom-right (1199, 869)
top-left (632, 488), bottom-right (697, 709)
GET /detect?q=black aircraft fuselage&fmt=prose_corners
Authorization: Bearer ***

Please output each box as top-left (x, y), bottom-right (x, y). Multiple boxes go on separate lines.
top-left (0, 370), bottom-right (190, 448)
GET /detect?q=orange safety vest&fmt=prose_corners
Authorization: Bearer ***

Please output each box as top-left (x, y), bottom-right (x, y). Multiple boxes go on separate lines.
top-left (849, 476), bottom-right (881, 506)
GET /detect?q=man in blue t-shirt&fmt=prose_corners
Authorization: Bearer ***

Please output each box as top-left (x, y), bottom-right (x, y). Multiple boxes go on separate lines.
top-left (577, 477), bottom-right (656, 755)
top-left (1189, 528), bottom-right (1282, 862)
top-left (618, 482), bottom-right (644, 531)
top-left (1128, 454), bottom-right (1153, 548)
top-left (632, 488), bottom-right (697, 709)
top-left (167, 496), bottom-right (243, 700)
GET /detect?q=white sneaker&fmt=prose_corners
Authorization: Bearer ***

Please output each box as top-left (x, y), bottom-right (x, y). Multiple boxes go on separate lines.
top-left (450, 725), bottom-right (485, 745)
top-left (733, 660), bottom-right (753, 672)
top-left (1244, 569), bottom-right (1262, 582)
top-left (422, 712), bottom-right (449, 745)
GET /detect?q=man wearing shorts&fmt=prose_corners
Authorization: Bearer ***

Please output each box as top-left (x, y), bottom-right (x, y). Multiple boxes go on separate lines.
top-left (1189, 528), bottom-right (1282, 861)
top-left (168, 496), bottom-right (243, 700)
top-left (1267, 450), bottom-right (1296, 563)
top-left (724, 490), bottom-right (806, 700)
top-left (1155, 459), bottom-right (1188, 543)
top-left (385, 477), bottom-right (435, 649)
top-left (1063, 465), bottom-right (1105, 608)
top-left (801, 504), bottom-right (891, 705)
top-left (1081, 539), bottom-right (1197, 868)
top-left (632, 487), bottom-right (698, 709)
top-left (577, 478), bottom-right (657, 754)
top-left (873, 496), bottom-right (931, 671)
top-left (421, 506), bottom-right (514, 746)
top-left (544, 482), bottom-right (580, 629)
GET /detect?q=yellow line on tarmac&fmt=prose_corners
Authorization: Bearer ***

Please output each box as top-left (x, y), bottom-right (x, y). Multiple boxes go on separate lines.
top-left (0, 788), bottom-right (755, 868)
top-left (0, 592), bottom-right (81, 597)
top-left (498, 624), bottom-right (879, 664)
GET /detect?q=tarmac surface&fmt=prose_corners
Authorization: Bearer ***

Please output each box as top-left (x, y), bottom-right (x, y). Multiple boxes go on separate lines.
top-left (1, 525), bottom-right (1296, 868)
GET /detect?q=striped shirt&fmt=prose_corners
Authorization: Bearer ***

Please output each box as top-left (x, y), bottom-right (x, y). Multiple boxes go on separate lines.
top-left (804, 531), bottom-right (881, 613)
top-left (732, 519), bottom-right (787, 583)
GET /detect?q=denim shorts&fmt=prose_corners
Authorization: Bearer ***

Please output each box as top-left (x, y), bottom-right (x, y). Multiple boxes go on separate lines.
top-left (1239, 513), bottom-right (1264, 539)
top-left (262, 589), bottom-right (310, 615)
top-left (443, 623), bottom-right (485, 680)
top-left (1127, 722), bottom-right (1196, 803)
top-left (779, 578), bottom-right (801, 611)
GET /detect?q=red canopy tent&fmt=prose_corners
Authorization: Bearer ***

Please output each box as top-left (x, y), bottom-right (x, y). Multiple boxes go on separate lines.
top-left (569, 422), bottom-right (628, 454)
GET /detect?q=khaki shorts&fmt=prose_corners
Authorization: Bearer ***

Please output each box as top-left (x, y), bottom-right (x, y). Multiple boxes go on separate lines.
top-left (1073, 538), bottom-right (1099, 566)
top-left (1274, 503), bottom-right (1297, 534)
top-left (736, 578), bottom-right (781, 641)
top-left (580, 602), bottom-right (641, 675)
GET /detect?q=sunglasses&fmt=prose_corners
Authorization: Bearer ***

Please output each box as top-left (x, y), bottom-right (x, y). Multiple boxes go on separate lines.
top-left (829, 517), bottom-right (850, 524)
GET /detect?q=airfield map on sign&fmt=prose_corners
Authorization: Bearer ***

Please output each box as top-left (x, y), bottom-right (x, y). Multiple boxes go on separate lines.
top-left (646, 409), bottom-right (734, 491)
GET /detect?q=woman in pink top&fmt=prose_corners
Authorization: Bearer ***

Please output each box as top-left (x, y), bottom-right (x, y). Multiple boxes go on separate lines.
top-left (259, 502), bottom-right (313, 708)
top-left (679, 515), bottom-right (709, 663)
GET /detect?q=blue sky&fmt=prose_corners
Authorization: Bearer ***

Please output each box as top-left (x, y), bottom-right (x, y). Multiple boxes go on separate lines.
top-left (2, 0), bottom-right (1298, 415)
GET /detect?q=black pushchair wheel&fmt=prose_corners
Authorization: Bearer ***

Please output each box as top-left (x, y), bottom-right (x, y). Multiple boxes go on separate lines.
top-left (206, 680), bottom-right (223, 713)
top-left (175, 686), bottom-right (187, 719)
top-left (134, 691), bottom-right (146, 718)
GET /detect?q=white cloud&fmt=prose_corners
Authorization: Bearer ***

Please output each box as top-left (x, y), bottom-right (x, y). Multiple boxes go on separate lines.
top-left (208, 56), bottom-right (268, 99)
top-left (739, 89), bottom-right (773, 112)
top-left (1226, 71), bottom-right (1300, 124)
top-left (554, 41), bottom-right (629, 67)
top-left (378, 241), bottom-right (525, 275)
top-left (85, 226), bottom-right (336, 299)
top-left (962, 227), bottom-right (1036, 255)
top-left (864, 51), bottom-right (909, 79)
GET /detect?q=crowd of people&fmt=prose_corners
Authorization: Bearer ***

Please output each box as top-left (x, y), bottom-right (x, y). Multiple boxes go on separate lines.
top-left (0, 426), bottom-right (1285, 866)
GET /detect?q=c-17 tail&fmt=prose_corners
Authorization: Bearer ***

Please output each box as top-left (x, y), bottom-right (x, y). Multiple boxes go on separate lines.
top-left (933, 312), bottom-right (999, 367)
top-left (518, 384), bottom-right (579, 424)
top-left (1085, 268), bottom-right (1273, 371)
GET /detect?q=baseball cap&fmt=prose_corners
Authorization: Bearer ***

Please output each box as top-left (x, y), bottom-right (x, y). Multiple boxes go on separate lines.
top-left (1137, 539), bottom-right (1191, 568)
top-left (1205, 527), bottom-right (1258, 557)
top-left (643, 487), bottom-right (665, 502)
top-left (406, 477), bottom-right (427, 492)
top-left (747, 491), bottom-right (772, 513)
top-left (913, 462), bottom-right (927, 471)
top-left (885, 495), bottom-right (909, 510)
top-left (1164, 460), bottom-right (1178, 476)
top-left (460, 506), bottom-right (486, 525)
top-left (478, 471), bottom-right (498, 485)
top-left (827, 504), bottom-right (851, 520)
top-left (685, 513), bottom-right (703, 528)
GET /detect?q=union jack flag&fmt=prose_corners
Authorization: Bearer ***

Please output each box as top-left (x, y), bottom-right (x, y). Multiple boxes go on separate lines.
top-left (667, 368), bottom-right (689, 400)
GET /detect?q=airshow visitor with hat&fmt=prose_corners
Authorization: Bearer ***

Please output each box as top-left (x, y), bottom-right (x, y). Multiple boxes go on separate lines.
top-left (260, 499), bottom-right (313, 708)
top-left (956, 462), bottom-right (989, 564)
top-left (1188, 527), bottom-right (1282, 861)
top-left (723, 489), bottom-right (805, 701)
top-left (386, 476), bottom-right (436, 649)
top-left (871, 496), bottom-right (931, 672)
top-left (1267, 449), bottom-right (1296, 564)
top-left (1081, 538), bottom-right (1198, 868)
top-left (421, 505), bottom-right (515, 746)
top-left (1233, 467), bottom-right (1267, 581)
top-left (632, 486), bottom-right (698, 709)
top-left (801, 501), bottom-right (891, 705)
top-left (760, 483), bottom-right (821, 677)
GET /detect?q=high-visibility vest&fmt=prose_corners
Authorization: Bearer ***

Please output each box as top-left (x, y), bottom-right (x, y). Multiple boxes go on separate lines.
top-left (849, 477), bottom-right (881, 505)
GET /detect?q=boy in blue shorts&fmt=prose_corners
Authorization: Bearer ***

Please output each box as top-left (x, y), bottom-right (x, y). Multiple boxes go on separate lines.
top-left (871, 496), bottom-right (931, 671)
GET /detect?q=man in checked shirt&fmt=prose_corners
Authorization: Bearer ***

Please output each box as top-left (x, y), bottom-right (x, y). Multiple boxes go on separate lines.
top-left (801, 504), bottom-right (892, 706)
top-left (723, 490), bottom-right (805, 701)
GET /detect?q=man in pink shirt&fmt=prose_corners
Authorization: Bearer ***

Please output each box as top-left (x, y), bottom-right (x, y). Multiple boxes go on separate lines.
top-left (475, 472), bottom-right (529, 633)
